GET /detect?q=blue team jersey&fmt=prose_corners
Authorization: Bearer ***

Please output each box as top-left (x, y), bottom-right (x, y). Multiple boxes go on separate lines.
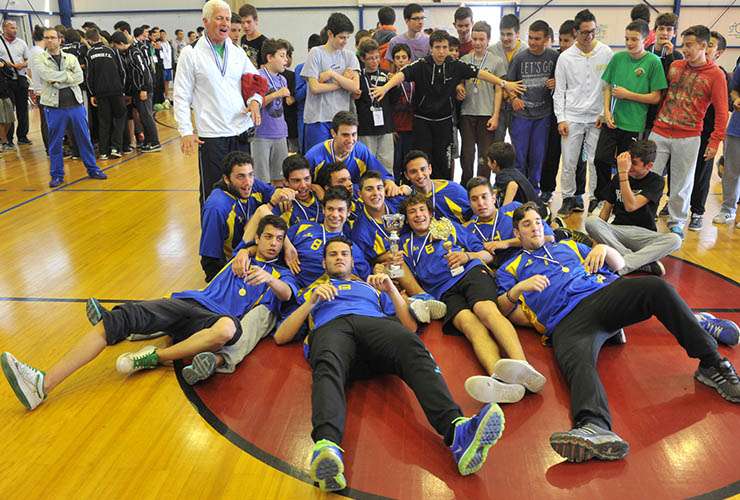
top-left (414, 180), bottom-right (472, 224)
top-left (401, 220), bottom-right (485, 299)
top-left (298, 275), bottom-right (396, 331)
top-left (172, 257), bottom-right (298, 318)
top-left (349, 197), bottom-right (405, 262)
top-left (496, 240), bottom-right (618, 336)
top-left (199, 180), bottom-right (276, 260)
top-left (274, 193), bottom-right (324, 226)
top-left (464, 202), bottom-right (554, 264)
top-left (287, 222), bottom-right (372, 289)
top-left (305, 139), bottom-right (393, 184)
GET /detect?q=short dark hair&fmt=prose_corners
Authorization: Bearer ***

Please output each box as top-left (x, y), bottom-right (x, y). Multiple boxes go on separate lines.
top-left (197, 27), bottom-right (205, 34)
top-left (512, 202), bottom-right (541, 229)
top-left (262, 38), bottom-right (290, 60)
top-left (574, 10), bottom-right (596, 30)
top-left (403, 149), bottom-right (429, 170)
top-left (400, 192), bottom-right (433, 217)
top-left (256, 214), bottom-right (288, 237)
top-left (378, 6), bottom-right (396, 25)
top-left (359, 170), bottom-right (384, 188)
top-left (429, 30), bottom-right (450, 47)
top-left (472, 21), bottom-right (491, 40)
top-left (629, 140), bottom-right (657, 164)
top-left (231, 13), bottom-right (241, 24)
top-left (454, 6), bottom-right (473, 22)
top-left (331, 111), bottom-right (358, 132)
top-left (403, 4), bottom-right (424, 21)
top-left (85, 28), bottom-right (100, 42)
top-left (187, 31), bottom-right (196, 37)
top-left (355, 30), bottom-right (370, 47)
top-left (484, 142), bottom-right (516, 170)
top-left (681, 25), bottom-right (710, 44)
top-left (654, 12), bottom-right (678, 29)
top-left (32, 25), bottom-right (45, 42)
top-left (317, 161), bottom-right (350, 189)
top-left (114, 21), bottom-right (131, 33)
top-left (65, 29), bottom-right (81, 43)
top-left (238, 4), bottom-right (258, 20)
top-left (500, 14), bottom-right (520, 32)
top-left (448, 35), bottom-right (460, 49)
top-left (221, 151), bottom-right (253, 177)
top-left (175, 29), bottom-right (183, 35)
top-left (711, 30), bottom-right (727, 51)
top-left (326, 12), bottom-right (354, 36)
top-left (391, 43), bottom-right (412, 59)
top-left (630, 4), bottom-right (651, 23)
top-left (529, 20), bottom-right (550, 37)
top-left (323, 235), bottom-right (353, 257)
top-left (323, 186), bottom-right (352, 208)
top-left (308, 33), bottom-right (323, 50)
top-left (282, 154), bottom-right (311, 179)
top-left (358, 38), bottom-right (379, 58)
top-left (81, 21), bottom-right (97, 30)
top-left (110, 31), bottom-right (128, 45)
top-left (133, 27), bottom-right (144, 38)
top-left (559, 20), bottom-right (577, 36)
top-left (626, 19), bottom-right (650, 38)
top-left (466, 176), bottom-right (495, 196)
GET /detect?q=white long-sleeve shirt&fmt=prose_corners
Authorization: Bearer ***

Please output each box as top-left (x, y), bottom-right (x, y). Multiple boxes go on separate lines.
top-left (553, 41), bottom-right (613, 124)
top-left (174, 36), bottom-right (262, 138)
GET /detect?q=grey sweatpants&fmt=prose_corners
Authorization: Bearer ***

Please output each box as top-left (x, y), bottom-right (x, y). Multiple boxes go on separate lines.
top-left (719, 135), bottom-right (740, 216)
top-left (649, 132), bottom-right (702, 227)
top-left (251, 137), bottom-right (289, 183)
top-left (585, 215), bottom-right (682, 275)
top-left (359, 133), bottom-right (394, 174)
top-left (216, 304), bottom-right (276, 373)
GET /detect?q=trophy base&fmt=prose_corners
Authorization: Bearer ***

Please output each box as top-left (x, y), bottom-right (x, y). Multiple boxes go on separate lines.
top-left (450, 266), bottom-right (464, 277)
top-left (388, 266), bottom-right (404, 279)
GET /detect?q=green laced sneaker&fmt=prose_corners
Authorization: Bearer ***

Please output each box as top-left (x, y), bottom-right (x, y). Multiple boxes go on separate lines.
top-left (115, 346), bottom-right (159, 374)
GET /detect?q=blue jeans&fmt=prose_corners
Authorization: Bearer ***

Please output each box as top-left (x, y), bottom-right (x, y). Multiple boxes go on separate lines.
top-left (46, 104), bottom-right (98, 178)
top-left (511, 114), bottom-right (551, 192)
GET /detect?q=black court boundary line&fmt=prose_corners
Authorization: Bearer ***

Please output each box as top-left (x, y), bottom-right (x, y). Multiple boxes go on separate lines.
top-left (689, 480), bottom-right (740, 500)
top-left (173, 360), bottom-right (392, 500)
top-left (0, 134), bottom-right (179, 217)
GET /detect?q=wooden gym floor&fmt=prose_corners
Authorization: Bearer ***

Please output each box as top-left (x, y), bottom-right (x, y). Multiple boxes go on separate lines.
top-left (0, 110), bottom-right (737, 499)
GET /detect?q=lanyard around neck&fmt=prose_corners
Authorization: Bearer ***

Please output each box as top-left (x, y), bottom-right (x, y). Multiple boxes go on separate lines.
top-left (473, 209), bottom-right (499, 242)
top-left (204, 35), bottom-right (228, 77)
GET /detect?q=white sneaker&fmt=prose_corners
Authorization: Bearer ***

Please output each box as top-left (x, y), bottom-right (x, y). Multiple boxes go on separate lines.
top-left (426, 299), bottom-right (447, 320)
top-left (492, 359), bottom-right (547, 393)
top-left (409, 300), bottom-right (431, 323)
top-left (115, 346), bottom-right (159, 374)
top-left (712, 212), bottom-right (735, 224)
top-left (1, 352), bottom-right (46, 410)
top-left (465, 375), bottom-right (525, 403)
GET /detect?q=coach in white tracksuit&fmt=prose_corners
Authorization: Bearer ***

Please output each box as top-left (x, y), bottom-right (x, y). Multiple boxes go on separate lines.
top-left (553, 10), bottom-right (613, 214)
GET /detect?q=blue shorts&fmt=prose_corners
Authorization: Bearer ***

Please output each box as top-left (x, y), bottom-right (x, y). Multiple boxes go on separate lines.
top-left (163, 69), bottom-right (173, 81)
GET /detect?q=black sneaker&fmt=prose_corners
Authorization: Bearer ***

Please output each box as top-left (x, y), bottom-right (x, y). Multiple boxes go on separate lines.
top-left (553, 227), bottom-right (593, 246)
top-left (695, 358), bottom-right (740, 403)
top-left (17, 138), bottom-right (32, 145)
top-left (550, 423), bottom-right (629, 462)
top-left (110, 149), bottom-right (122, 159)
top-left (143, 143), bottom-right (162, 152)
top-left (540, 191), bottom-right (553, 204)
top-left (632, 260), bottom-right (666, 277)
top-left (658, 204), bottom-right (669, 218)
top-left (573, 196), bottom-right (585, 213)
top-left (122, 146), bottom-right (134, 154)
top-left (98, 153), bottom-right (110, 160)
top-left (588, 199), bottom-right (602, 214)
top-left (558, 197), bottom-right (576, 216)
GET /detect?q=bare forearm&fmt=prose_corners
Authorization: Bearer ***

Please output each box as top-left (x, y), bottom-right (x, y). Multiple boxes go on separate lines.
top-left (269, 279), bottom-right (293, 301)
top-left (274, 301), bottom-right (312, 344)
top-left (389, 288), bottom-right (417, 332)
top-left (469, 250), bottom-right (493, 264)
top-left (333, 72), bottom-right (359, 92)
top-left (603, 245), bottom-right (625, 271)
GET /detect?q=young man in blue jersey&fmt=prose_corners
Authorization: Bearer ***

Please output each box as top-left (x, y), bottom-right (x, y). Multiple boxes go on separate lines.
top-left (304, 111), bottom-right (402, 197)
top-left (404, 150), bottom-right (472, 224)
top-left (315, 160), bottom-right (364, 224)
top-left (1, 216), bottom-right (297, 410)
top-left (274, 236), bottom-right (506, 491)
top-left (351, 170), bottom-right (444, 323)
top-left (401, 193), bottom-right (546, 404)
top-left (493, 203), bottom-right (740, 462)
top-left (180, 215), bottom-right (300, 385)
top-left (275, 154), bottom-right (324, 226)
top-left (199, 151), bottom-right (295, 282)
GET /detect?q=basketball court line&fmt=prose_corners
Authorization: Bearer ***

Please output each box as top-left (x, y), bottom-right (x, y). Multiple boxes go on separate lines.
top-left (58, 188), bottom-right (198, 192)
top-left (0, 135), bottom-right (180, 217)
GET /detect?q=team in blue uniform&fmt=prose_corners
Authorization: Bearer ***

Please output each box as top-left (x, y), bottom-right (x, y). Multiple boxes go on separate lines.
top-left (403, 150), bottom-right (472, 223)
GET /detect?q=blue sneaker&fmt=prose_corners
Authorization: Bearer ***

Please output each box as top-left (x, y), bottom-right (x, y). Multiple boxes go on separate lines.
top-left (86, 297), bottom-right (104, 326)
top-left (309, 439), bottom-right (346, 492)
top-left (450, 403), bottom-right (505, 476)
top-left (668, 225), bottom-right (684, 239)
top-left (49, 177), bottom-right (64, 188)
top-left (696, 313), bottom-right (739, 346)
top-left (88, 169), bottom-right (108, 180)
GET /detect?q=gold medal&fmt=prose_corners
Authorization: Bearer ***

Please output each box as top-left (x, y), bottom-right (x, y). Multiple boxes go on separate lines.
top-left (239, 288), bottom-right (247, 296)
top-left (561, 266), bottom-right (570, 273)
